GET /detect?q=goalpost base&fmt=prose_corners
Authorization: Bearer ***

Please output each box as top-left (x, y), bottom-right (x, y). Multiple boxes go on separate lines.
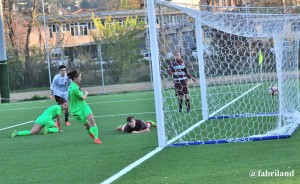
top-left (170, 135), bottom-right (292, 146)
top-left (170, 112), bottom-right (300, 146)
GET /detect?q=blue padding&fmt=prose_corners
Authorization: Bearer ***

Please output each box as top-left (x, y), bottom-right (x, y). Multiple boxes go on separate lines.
top-left (170, 135), bottom-right (291, 147)
top-left (208, 112), bottom-right (279, 120)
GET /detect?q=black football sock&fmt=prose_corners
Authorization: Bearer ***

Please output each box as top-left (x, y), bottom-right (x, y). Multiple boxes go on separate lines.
top-left (185, 99), bottom-right (190, 112)
top-left (65, 113), bottom-right (69, 123)
top-left (179, 99), bottom-right (183, 112)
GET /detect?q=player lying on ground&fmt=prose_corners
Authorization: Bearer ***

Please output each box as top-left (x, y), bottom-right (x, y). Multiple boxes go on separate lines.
top-left (11, 98), bottom-right (68, 137)
top-left (67, 69), bottom-right (102, 144)
top-left (117, 116), bottom-right (157, 134)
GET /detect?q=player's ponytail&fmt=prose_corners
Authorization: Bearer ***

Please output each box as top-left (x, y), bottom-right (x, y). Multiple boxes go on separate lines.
top-left (67, 69), bottom-right (80, 80)
top-left (57, 98), bottom-right (67, 105)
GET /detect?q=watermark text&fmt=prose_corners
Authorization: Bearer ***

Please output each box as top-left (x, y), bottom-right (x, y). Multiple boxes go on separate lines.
top-left (249, 170), bottom-right (295, 178)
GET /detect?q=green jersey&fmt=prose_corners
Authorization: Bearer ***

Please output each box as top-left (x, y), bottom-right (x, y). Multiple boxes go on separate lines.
top-left (68, 82), bottom-right (87, 115)
top-left (39, 105), bottom-right (62, 119)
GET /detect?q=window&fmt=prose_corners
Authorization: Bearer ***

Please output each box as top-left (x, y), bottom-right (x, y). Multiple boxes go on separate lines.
top-left (163, 17), bottom-right (169, 24)
top-left (49, 26), bottom-right (53, 38)
top-left (70, 24), bottom-right (78, 36)
top-left (79, 23), bottom-right (88, 35)
top-left (114, 19), bottom-right (123, 25)
top-left (88, 22), bottom-right (95, 30)
top-left (156, 18), bottom-right (159, 24)
top-left (52, 24), bottom-right (59, 32)
top-left (62, 24), bottom-right (70, 32)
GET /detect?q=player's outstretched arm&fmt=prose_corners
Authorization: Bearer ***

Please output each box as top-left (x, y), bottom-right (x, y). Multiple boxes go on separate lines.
top-left (55, 115), bottom-right (63, 132)
top-left (191, 77), bottom-right (197, 82)
top-left (132, 128), bottom-right (150, 134)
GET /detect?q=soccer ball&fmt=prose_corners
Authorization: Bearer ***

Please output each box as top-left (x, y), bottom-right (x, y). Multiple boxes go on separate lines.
top-left (167, 52), bottom-right (174, 60)
top-left (269, 85), bottom-right (279, 96)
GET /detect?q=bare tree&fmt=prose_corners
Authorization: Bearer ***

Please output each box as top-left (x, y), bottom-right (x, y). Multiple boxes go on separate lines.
top-left (2, 0), bottom-right (17, 54)
top-left (24, 0), bottom-right (38, 87)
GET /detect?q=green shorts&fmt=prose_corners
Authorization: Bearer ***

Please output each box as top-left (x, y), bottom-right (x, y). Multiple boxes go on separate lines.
top-left (72, 104), bottom-right (92, 124)
top-left (35, 115), bottom-right (55, 127)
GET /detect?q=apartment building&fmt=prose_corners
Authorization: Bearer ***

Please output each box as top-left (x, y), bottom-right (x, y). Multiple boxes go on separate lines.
top-left (28, 7), bottom-right (191, 63)
top-left (11, 1), bottom-right (298, 64)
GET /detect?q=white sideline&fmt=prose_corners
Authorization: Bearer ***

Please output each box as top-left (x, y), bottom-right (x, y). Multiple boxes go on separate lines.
top-left (100, 147), bottom-right (164, 184)
top-left (94, 111), bottom-right (155, 118)
top-left (0, 121), bottom-right (34, 131)
top-left (0, 98), bottom-right (154, 112)
top-left (0, 111), bottom-right (156, 131)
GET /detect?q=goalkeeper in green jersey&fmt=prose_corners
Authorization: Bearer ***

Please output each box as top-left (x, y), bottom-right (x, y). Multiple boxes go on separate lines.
top-left (11, 98), bottom-right (68, 137)
top-left (67, 69), bottom-right (102, 144)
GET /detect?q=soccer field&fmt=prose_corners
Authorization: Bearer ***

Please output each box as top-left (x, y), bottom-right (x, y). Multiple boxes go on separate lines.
top-left (0, 91), bottom-right (300, 184)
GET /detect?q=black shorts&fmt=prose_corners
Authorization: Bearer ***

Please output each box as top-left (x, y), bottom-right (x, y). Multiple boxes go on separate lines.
top-left (54, 95), bottom-right (63, 103)
top-left (174, 80), bottom-right (189, 96)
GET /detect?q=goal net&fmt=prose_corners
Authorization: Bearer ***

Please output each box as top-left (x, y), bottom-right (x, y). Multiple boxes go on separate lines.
top-left (147, 0), bottom-right (300, 146)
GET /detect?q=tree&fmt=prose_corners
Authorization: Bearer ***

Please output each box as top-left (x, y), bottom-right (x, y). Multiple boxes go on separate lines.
top-left (92, 14), bottom-right (146, 83)
top-left (23, 0), bottom-right (39, 87)
top-left (104, 0), bottom-right (143, 10)
top-left (2, 0), bottom-right (17, 55)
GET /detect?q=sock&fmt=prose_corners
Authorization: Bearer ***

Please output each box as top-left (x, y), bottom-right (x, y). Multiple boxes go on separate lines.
top-left (89, 126), bottom-right (99, 139)
top-left (185, 99), bottom-right (190, 112)
top-left (146, 120), bottom-right (156, 127)
top-left (17, 130), bottom-right (31, 136)
top-left (117, 125), bottom-right (123, 130)
top-left (48, 127), bottom-right (59, 133)
top-left (84, 129), bottom-right (94, 139)
top-left (65, 113), bottom-right (69, 122)
top-left (179, 99), bottom-right (183, 112)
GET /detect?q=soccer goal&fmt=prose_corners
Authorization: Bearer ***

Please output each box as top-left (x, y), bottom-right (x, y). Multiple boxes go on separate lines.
top-left (146, 0), bottom-right (300, 147)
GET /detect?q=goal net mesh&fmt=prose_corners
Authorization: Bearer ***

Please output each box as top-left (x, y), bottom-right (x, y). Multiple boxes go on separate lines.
top-left (152, 0), bottom-right (300, 146)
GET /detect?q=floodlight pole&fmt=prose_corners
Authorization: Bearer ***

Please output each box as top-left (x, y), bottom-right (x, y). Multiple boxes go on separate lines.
top-left (42, 0), bottom-right (52, 87)
top-left (97, 43), bottom-right (105, 94)
top-left (0, 0), bottom-right (10, 103)
top-left (0, 0), bottom-right (6, 62)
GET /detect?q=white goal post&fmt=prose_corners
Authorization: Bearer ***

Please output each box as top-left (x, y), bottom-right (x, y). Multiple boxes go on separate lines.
top-left (147, 0), bottom-right (300, 147)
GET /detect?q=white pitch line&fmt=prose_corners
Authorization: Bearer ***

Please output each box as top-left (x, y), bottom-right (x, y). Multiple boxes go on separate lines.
top-left (101, 147), bottom-right (164, 184)
top-left (88, 98), bottom-right (154, 105)
top-left (0, 121), bottom-right (34, 131)
top-left (0, 106), bottom-right (49, 112)
top-left (0, 100), bottom-right (49, 106)
top-left (0, 111), bottom-right (156, 131)
top-left (0, 98), bottom-right (154, 112)
top-left (1, 91), bottom-right (154, 107)
top-left (94, 111), bottom-right (155, 118)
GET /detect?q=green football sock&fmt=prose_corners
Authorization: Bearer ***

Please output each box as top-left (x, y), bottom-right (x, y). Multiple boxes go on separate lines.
top-left (17, 130), bottom-right (31, 136)
top-left (89, 126), bottom-right (99, 139)
top-left (117, 124), bottom-right (123, 130)
top-left (48, 127), bottom-right (59, 133)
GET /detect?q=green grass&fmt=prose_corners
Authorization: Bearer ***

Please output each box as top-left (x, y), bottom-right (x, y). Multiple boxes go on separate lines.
top-left (0, 90), bottom-right (300, 184)
top-left (116, 134), bottom-right (300, 184)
